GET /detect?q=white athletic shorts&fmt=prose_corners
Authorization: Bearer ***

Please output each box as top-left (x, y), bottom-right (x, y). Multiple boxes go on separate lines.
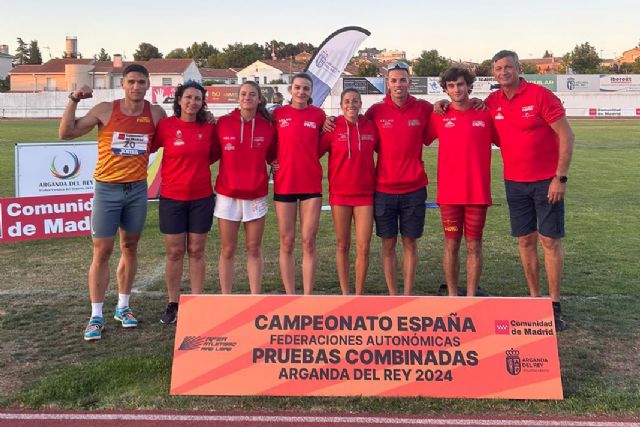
top-left (214, 194), bottom-right (268, 222)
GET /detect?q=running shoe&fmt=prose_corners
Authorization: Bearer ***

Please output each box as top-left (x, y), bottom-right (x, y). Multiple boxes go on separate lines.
top-left (552, 302), bottom-right (566, 332)
top-left (114, 306), bottom-right (139, 328)
top-left (84, 316), bottom-right (105, 341)
top-left (160, 302), bottom-right (179, 324)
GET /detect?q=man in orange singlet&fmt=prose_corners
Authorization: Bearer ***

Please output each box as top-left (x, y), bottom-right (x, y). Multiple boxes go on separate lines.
top-left (59, 64), bottom-right (166, 341)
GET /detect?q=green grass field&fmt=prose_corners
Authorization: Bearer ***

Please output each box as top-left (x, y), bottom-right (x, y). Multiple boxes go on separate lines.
top-left (0, 119), bottom-right (638, 415)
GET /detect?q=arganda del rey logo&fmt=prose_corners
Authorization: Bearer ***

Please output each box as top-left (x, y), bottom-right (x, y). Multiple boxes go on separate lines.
top-left (50, 151), bottom-right (81, 179)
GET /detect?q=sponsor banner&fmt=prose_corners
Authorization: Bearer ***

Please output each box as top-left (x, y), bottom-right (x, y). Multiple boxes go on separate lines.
top-left (524, 75), bottom-right (557, 92)
top-left (426, 77), bottom-right (445, 95)
top-left (473, 77), bottom-right (499, 93)
top-left (343, 77), bottom-right (385, 94)
top-left (557, 75), bottom-right (600, 92)
top-left (171, 295), bottom-right (563, 399)
top-left (0, 193), bottom-right (92, 242)
top-left (306, 27), bottom-right (371, 107)
top-left (599, 74), bottom-right (640, 92)
top-left (15, 142), bottom-right (161, 199)
top-left (587, 108), bottom-right (639, 117)
top-left (151, 86), bottom-right (176, 104)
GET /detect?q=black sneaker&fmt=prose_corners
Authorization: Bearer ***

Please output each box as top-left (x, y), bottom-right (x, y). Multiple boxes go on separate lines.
top-left (552, 302), bottom-right (566, 332)
top-left (160, 302), bottom-right (179, 324)
top-left (437, 283), bottom-right (467, 296)
top-left (475, 287), bottom-right (490, 297)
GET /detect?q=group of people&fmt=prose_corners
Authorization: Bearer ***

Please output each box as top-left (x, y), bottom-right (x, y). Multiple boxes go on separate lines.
top-left (59, 48), bottom-right (574, 342)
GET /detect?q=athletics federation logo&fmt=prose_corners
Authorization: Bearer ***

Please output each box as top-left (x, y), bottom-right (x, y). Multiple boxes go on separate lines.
top-left (179, 336), bottom-right (207, 351)
top-left (315, 50), bottom-right (329, 68)
top-left (50, 151), bottom-right (81, 179)
top-left (495, 320), bottom-right (510, 335)
top-left (505, 348), bottom-right (521, 376)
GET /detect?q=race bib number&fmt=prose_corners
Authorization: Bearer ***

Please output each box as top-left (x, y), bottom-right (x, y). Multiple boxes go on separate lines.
top-left (111, 132), bottom-right (149, 156)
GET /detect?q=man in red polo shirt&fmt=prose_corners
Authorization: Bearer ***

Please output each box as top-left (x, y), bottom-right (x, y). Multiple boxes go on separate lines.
top-left (426, 66), bottom-right (497, 298)
top-left (486, 50), bottom-right (575, 331)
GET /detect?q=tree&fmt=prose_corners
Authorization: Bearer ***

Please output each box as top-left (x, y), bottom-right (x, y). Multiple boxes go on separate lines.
top-left (166, 48), bottom-right (187, 59)
top-left (412, 50), bottom-right (449, 77)
top-left (620, 57), bottom-right (640, 74)
top-left (0, 76), bottom-right (9, 93)
top-left (358, 62), bottom-right (378, 77)
top-left (563, 42), bottom-right (601, 74)
top-left (133, 42), bottom-right (162, 61)
top-left (14, 37), bottom-right (29, 65)
top-left (94, 48), bottom-right (111, 61)
top-left (27, 40), bottom-right (42, 64)
top-left (475, 59), bottom-right (493, 76)
top-left (185, 42), bottom-right (219, 67)
top-left (543, 50), bottom-right (553, 58)
top-left (217, 43), bottom-right (264, 68)
top-left (520, 62), bottom-right (539, 74)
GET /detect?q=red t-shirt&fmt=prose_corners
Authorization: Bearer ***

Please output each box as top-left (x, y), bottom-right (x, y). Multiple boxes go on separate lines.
top-left (319, 115), bottom-right (377, 203)
top-left (365, 94), bottom-right (433, 194)
top-left (150, 116), bottom-right (218, 201)
top-left (426, 107), bottom-right (496, 205)
top-left (273, 104), bottom-right (326, 194)
top-left (485, 79), bottom-right (565, 182)
top-left (214, 109), bottom-right (276, 200)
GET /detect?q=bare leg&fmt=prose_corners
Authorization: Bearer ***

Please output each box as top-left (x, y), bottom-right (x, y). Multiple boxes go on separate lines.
top-left (517, 232), bottom-right (541, 297)
top-left (353, 205), bottom-right (373, 295)
top-left (116, 229), bottom-right (141, 295)
top-left (88, 237), bottom-right (115, 303)
top-left (218, 218), bottom-right (241, 294)
top-left (275, 201), bottom-right (297, 294)
top-left (466, 239), bottom-right (483, 296)
top-left (245, 217), bottom-right (266, 294)
top-left (331, 205), bottom-right (353, 295)
top-left (186, 232), bottom-right (208, 294)
top-left (381, 237), bottom-right (398, 295)
top-left (164, 233), bottom-right (186, 302)
top-left (401, 236), bottom-right (418, 296)
top-left (538, 235), bottom-right (563, 302)
top-left (443, 238), bottom-right (461, 296)
top-left (300, 197), bottom-right (321, 295)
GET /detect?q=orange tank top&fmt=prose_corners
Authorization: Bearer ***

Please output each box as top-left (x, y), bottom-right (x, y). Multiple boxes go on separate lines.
top-left (94, 100), bottom-right (156, 183)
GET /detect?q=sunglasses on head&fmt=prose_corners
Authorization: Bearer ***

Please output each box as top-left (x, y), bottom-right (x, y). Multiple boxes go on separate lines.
top-left (386, 62), bottom-right (409, 71)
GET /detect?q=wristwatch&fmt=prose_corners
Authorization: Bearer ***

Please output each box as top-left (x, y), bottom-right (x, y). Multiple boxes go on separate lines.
top-left (557, 175), bottom-right (568, 183)
top-left (68, 92), bottom-right (80, 103)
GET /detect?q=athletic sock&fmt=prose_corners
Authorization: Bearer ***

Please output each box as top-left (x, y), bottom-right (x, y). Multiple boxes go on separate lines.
top-left (118, 293), bottom-right (130, 309)
top-left (91, 303), bottom-right (104, 318)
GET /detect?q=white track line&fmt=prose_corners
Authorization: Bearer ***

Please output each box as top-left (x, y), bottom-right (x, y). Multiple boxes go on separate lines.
top-left (0, 413), bottom-right (637, 426)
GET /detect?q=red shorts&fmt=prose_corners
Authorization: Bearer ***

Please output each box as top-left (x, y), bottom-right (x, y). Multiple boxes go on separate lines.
top-left (329, 194), bottom-right (373, 206)
top-left (439, 204), bottom-right (488, 240)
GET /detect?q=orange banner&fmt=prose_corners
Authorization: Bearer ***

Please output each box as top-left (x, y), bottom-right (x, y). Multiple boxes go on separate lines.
top-left (170, 296), bottom-right (562, 399)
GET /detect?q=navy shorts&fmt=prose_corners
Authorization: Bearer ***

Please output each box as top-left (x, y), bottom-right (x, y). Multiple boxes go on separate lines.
top-left (505, 179), bottom-right (565, 238)
top-left (159, 195), bottom-right (215, 234)
top-left (273, 193), bottom-right (322, 203)
top-left (91, 180), bottom-right (148, 238)
top-left (374, 187), bottom-right (427, 239)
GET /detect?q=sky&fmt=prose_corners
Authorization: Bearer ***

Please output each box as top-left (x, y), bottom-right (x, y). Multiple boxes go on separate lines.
top-left (2, 0), bottom-right (638, 63)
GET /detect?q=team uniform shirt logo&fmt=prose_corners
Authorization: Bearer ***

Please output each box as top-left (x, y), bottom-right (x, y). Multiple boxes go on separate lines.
top-left (444, 118), bottom-right (456, 128)
top-left (494, 107), bottom-right (504, 121)
top-left (278, 118), bottom-right (291, 128)
top-left (303, 121), bottom-right (317, 129)
top-left (361, 134), bottom-right (375, 141)
top-left (111, 132), bottom-right (149, 156)
top-left (136, 116), bottom-right (151, 124)
top-left (174, 130), bottom-right (184, 146)
top-left (379, 119), bottom-right (394, 129)
top-left (472, 120), bottom-right (486, 128)
top-left (224, 142), bottom-right (235, 151)
top-left (521, 105), bottom-right (535, 119)
top-left (337, 133), bottom-right (348, 141)
top-left (253, 136), bottom-right (265, 148)
top-left (408, 119), bottom-right (421, 127)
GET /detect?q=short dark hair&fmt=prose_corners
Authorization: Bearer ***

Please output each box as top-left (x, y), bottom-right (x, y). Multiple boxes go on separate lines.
top-left (439, 66), bottom-right (476, 93)
top-left (173, 80), bottom-right (208, 123)
top-left (491, 50), bottom-right (519, 64)
top-left (122, 64), bottom-right (149, 78)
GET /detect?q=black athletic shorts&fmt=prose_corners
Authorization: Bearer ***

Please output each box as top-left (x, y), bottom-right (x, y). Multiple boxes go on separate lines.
top-left (159, 195), bottom-right (215, 234)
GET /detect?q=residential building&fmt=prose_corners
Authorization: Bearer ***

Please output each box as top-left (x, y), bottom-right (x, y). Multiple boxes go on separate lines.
top-left (520, 57), bottom-right (564, 74)
top-left (200, 67), bottom-right (238, 84)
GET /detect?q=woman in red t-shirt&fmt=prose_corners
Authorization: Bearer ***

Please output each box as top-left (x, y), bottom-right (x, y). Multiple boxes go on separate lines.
top-left (149, 81), bottom-right (218, 324)
top-left (214, 81), bottom-right (276, 294)
top-left (272, 73), bottom-right (326, 294)
top-left (319, 89), bottom-right (377, 295)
